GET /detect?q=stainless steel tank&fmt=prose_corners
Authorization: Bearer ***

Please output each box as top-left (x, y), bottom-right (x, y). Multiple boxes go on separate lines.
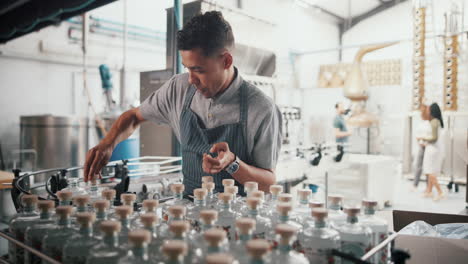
top-left (20, 115), bottom-right (89, 182)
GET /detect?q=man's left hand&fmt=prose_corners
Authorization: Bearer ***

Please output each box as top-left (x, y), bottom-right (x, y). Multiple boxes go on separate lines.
top-left (202, 142), bottom-right (236, 174)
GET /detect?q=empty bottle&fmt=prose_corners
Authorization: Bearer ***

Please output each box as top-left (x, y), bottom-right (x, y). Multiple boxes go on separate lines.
top-left (159, 205), bottom-right (187, 238)
top-left (222, 179), bottom-right (235, 190)
top-left (194, 228), bottom-right (229, 263)
top-left (118, 229), bottom-right (156, 264)
top-left (244, 239), bottom-right (270, 264)
top-left (187, 188), bottom-right (208, 231)
top-left (87, 220), bottom-right (126, 264)
top-left (160, 240), bottom-right (188, 264)
top-left (139, 213), bottom-right (163, 259)
top-left (270, 224), bottom-right (308, 264)
top-left (120, 193), bottom-right (139, 221)
top-left (299, 200), bottom-right (325, 229)
top-left (162, 183), bottom-right (189, 221)
top-left (300, 208), bottom-right (340, 264)
top-left (244, 197), bottom-right (272, 240)
top-left (57, 190), bottom-right (73, 206)
top-left (134, 199), bottom-right (159, 227)
top-left (92, 200), bottom-right (110, 238)
top-left (203, 182), bottom-right (217, 208)
top-left (88, 176), bottom-right (103, 203)
top-left (216, 192), bottom-right (241, 241)
top-left (225, 185), bottom-right (241, 212)
top-left (295, 189), bottom-right (312, 222)
top-left (168, 220), bottom-right (199, 262)
top-left (42, 206), bottom-right (76, 262)
top-left (9, 194), bottom-right (39, 263)
top-left (24, 200), bottom-right (55, 264)
top-left (63, 212), bottom-right (99, 264)
top-left (101, 189), bottom-right (117, 216)
top-left (265, 185), bottom-right (283, 217)
top-left (231, 218), bottom-right (255, 264)
top-left (73, 195), bottom-right (91, 222)
top-left (195, 209), bottom-right (219, 243)
top-left (328, 194), bottom-right (346, 229)
top-left (361, 199), bottom-right (388, 264)
top-left (114, 205), bottom-right (134, 245)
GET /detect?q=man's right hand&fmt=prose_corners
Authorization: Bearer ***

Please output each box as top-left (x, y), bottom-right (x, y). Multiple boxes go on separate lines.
top-left (83, 143), bottom-right (114, 182)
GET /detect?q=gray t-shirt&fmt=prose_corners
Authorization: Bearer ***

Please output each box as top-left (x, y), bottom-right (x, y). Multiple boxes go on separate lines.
top-left (140, 70), bottom-right (282, 170)
top-left (333, 114), bottom-right (348, 143)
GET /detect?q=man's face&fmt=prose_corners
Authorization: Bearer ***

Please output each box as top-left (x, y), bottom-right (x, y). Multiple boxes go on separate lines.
top-left (337, 103), bottom-right (345, 114)
top-left (180, 48), bottom-right (229, 98)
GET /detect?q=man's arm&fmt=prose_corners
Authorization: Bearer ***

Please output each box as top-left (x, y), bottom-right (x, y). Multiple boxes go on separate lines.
top-left (335, 128), bottom-right (351, 138)
top-left (83, 107), bottom-right (146, 181)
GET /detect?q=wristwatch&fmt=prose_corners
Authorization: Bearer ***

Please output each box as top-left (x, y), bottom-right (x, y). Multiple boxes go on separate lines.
top-left (225, 155), bottom-right (240, 175)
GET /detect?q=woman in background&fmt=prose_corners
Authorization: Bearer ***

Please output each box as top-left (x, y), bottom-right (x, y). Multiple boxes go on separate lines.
top-left (421, 103), bottom-right (445, 201)
top-left (413, 104), bottom-right (430, 191)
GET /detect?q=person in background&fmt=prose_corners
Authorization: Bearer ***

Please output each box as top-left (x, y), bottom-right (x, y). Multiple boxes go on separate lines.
top-left (421, 103), bottom-right (445, 201)
top-left (333, 102), bottom-right (352, 144)
top-left (413, 104), bottom-right (431, 191)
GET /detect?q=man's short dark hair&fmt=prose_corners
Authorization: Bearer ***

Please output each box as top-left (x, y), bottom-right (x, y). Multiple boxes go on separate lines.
top-left (335, 102), bottom-right (340, 109)
top-left (177, 11), bottom-right (234, 57)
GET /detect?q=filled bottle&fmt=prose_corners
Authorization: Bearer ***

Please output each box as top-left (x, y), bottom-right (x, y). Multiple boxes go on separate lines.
top-left (300, 208), bottom-right (341, 264)
top-left (161, 183), bottom-right (189, 221)
top-left (24, 200), bottom-right (55, 264)
top-left (160, 240), bottom-right (188, 264)
top-left (360, 199), bottom-right (388, 264)
top-left (336, 207), bottom-right (372, 263)
top-left (114, 205), bottom-right (134, 245)
top-left (159, 205), bottom-right (187, 238)
top-left (203, 182), bottom-right (217, 208)
top-left (272, 203), bottom-right (302, 231)
top-left (270, 224), bottom-right (308, 264)
top-left (195, 209), bottom-right (218, 242)
top-left (244, 197), bottom-right (272, 240)
top-left (134, 199), bottom-right (159, 227)
top-left (206, 253), bottom-right (235, 264)
top-left (118, 229), bottom-right (156, 264)
top-left (63, 212), bottom-right (99, 264)
top-left (299, 200), bottom-right (325, 229)
top-left (294, 189), bottom-right (312, 222)
top-left (87, 220), bottom-right (127, 264)
top-left (225, 185), bottom-right (241, 212)
top-left (195, 228), bottom-right (229, 263)
top-left (92, 200), bottom-right (110, 238)
top-left (265, 185), bottom-right (283, 217)
top-left (327, 194), bottom-right (346, 229)
top-left (120, 193), bottom-right (139, 221)
top-left (8, 194), bottom-right (40, 264)
top-left (139, 213), bottom-right (163, 259)
top-left (250, 190), bottom-right (268, 215)
top-left (231, 218), bottom-right (256, 264)
top-left (186, 188), bottom-right (208, 231)
top-left (244, 239), bottom-right (271, 264)
top-left (42, 205), bottom-right (76, 262)
top-left (57, 190), bottom-right (73, 206)
top-left (72, 195), bottom-right (91, 225)
top-left (216, 192), bottom-right (241, 241)
top-left (168, 220), bottom-right (199, 262)
top-left (101, 189), bottom-right (117, 217)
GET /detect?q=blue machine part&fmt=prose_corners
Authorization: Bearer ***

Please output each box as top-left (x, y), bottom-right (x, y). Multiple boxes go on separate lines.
top-left (99, 64), bottom-right (113, 91)
top-left (110, 138), bottom-right (139, 161)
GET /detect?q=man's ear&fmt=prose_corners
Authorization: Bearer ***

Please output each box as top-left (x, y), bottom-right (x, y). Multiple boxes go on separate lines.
top-left (223, 52), bottom-right (233, 69)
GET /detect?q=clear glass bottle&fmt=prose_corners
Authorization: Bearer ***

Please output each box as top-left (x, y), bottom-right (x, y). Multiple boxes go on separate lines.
top-left (73, 195), bottom-right (91, 213)
top-left (56, 190), bottom-right (73, 206)
top-left (196, 228), bottom-right (229, 263)
top-left (42, 205), bottom-right (76, 262)
top-left (120, 193), bottom-right (139, 221)
top-left (360, 199), bottom-right (388, 264)
top-left (158, 205), bottom-right (186, 239)
top-left (270, 224), bottom-right (308, 264)
top-left (88, 176), bottom-right (103, 203)
top-left (87, 220), bottom-right (127, 264)
top-left (231, 218), bottom-right (255, 264)
top-left (194, 210), bottom-right (218, 242)
top-left (202, 176), bottom-right (214, 184)
top-left (244, 239), bottom-right (270, 264)
top-left (336, 207), bottom-right (373, 264)
top-left (222, 179), bottom-right (235, 191)
top-left (202, 182), bottom-right (217, 208)
top-left (300, 208), bottom-right (340, 264)
top-left (64, 173), bottom-right (88, 196)
top-left (186, 188), bottom-right (208, 231)
top-left (244, 197), bottom-right (272, 241)
top-left (250, 190), bottom-right (268, 216)
top-left (24, 200), bottom-right (55, 264)
top-left (272, 203), bottom-right (302, 231)
top-left (225, 186), bottom-right (241, 212)
top-left (63, 212), bottom-right (99, 264)
top-left (299, 200), bottom-right (325, 230)
top-left (114, 205), bottom-right (134, 245)
top-left (92, 200), bottom-right (110, 238)
top-left (328, 194), bottom-right (346, 229)
top-left (101, 189), bottom-right (117, 217)
top-left (118, 229), bottom-right (156, 264)
top-left (294, 189), bottom-right (312, 222)
top-left (8, 194), bottom-right (40, 264)
top-left (265, 185), bottom-right (283, 217)
top-left (168, 220), bottom-right (200, 263)
top-left (140, 213), bottom-right (163, 259)
top-left (269, 193), bottom-right (292, 221)
top-left (161, 183), bottom-right (189, 222)
top-left (216, 193), bottom-right (241, 241)
top-left (134, 199), bottom-right (159, 228)
top-left (160, 240), bottom-right (188, 264)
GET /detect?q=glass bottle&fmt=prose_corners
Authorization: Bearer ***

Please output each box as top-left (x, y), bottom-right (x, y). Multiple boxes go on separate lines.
top-left (360, 199), bottom-right (388, 264)
top-left (134, 199), bottom-right (159, 228)
top-left (64, 172), bottom-right (87, 196)
top-left (63, 212), bottom-right (99, 264)
top-left (24, 200), bottom-right (55, 264)
top-left (186, 188), bottom-right (208, 231)
top-left (161, 183), bottom-right (189, 222)
top-left (225, 186), bottom-right (241, 212)
top-left (196, 228), bottom-right (228, 263)
top-left (88, 176), bottom-right (103, 203)
top-left (140, 213), bottom-right (163, 259)
top-left (336, 207), bottom-right (373, 264)
top-left (300, 200), bottom-right (325, 230)
top-left (160, 240), bottom-right (188, 264)
top-left (270, 224), bottom-right (308, 264)
top-left (8, 194), bottom-right (39, 264)
top-left (92, 200), bottom-right (110, 238)
top-left (87, 220), bottom-right (127, 264)
top-left (270, 193), bottom-right (292, 221)
top-left (216, 193), bottom-right (240, 241)
top-left (42, 205), bottom-right (76, 262)
top-left (168, 220), bottom-right (200, 263)
top-left (118, 229), bottom-right (156, 264)
top-left (194, 209), bottom-right (218, 242)
top-left (300, 208), bottom-right (341, 264)
top-left (294, 189), bottom-right (312, 223)
top-left (73, 194), bottom-right (90, 213)
top-left (202, 176), bottom-right (214, 184)
top-left (222, 179), bottom-right (235, 191)
top-left (265, 185), bottom-right (283, 218)
top-left (250, 190), bottom-right (268, 215)
top-left (244, 197), bottom-right (272, 241)
top-left (158, 205), bottom-right (186, 239)
top-left (231, 218), bottom-right (255, 264)
top-left (56, 190), bottom-right (73, 206)
top-left (244, 239), bottom-right (270, 264)
top-left (114, 205), bottom-right (134, 245)
top-left (101, 189), bottom-right (117, 217)
top-left (328, 194), bottom-right (346, 229)
top-left (271, 203), bottom-right (302, 250)
top-left (120, 193), bottom-right (139, 221)
top-left (203, 182), bottom-right (217, 209)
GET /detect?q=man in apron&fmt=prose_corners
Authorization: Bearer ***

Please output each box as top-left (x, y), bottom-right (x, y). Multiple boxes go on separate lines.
top-left (83, 11), bottom-right (282, 195)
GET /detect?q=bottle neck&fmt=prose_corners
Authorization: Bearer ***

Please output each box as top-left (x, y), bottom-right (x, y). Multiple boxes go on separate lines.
top-left (120, 217), bottom-right (131, 228)
top-left (103, 232), bottom-right (119, 247)
top-left (76, 206), bottom-right (87, 213)
top-left (167, 256), bottom-right (184, 264)
top-left (206, 245), bottom-right (222, 254)
top-left (58, 217), bottom-right (71, 227)
top-left (175, 193), bottom-right (183, 200)
top-left (145, 225), bottom-right (158, 237)
top-left (123, 201), bottom-right (133, 207)
top-left (195, 199), bottom-right (206, 207)
top-left (24, 205), bottom-right (36, 213)
top-left (131, 245), bottom-right (149, 260)
top-left (279, 214), bottom-right (289, 223)
top-left (248, 209), bottom-right (258, 218)
top-left (221, 202), bottom-right (231, 211)
top-left (271, 195), bottom-right (278, 201)
top-left (347, 215), bottom-right (358, 224)
top-left (40, 211), bottom-right (52, 220)
top-left (79, 225), bottom-right (93, 237)
top-left (90, 184), bottom-right (98, 193)
top-left (239, 233), bottom-right (252, 242)
top-left (59, 200), bottom-right (71, 206)
top-left (278, 242), bottom-right (292, 254)
top-left (364, 207), bottom-right (375, 215)
top-left (329, 204), bottom-right (341, 211)
top-left (201, 223), bottom-right (213, 231)
top-left (249, 257), bottom-right (265, 264)
top-left (96, 210), bottom-right (108, 220)
top-left (314, 219), bottom-right (326, 228)
top-left (299, 198), bottom-right (309, 205)
top-left (173, 232), bottom-right (187, 240)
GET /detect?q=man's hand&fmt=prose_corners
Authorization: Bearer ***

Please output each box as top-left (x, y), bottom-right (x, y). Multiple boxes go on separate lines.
top-left (83, 143), bottom-right (114, 182)
top-left (202, 142), bottom-right (236, 174)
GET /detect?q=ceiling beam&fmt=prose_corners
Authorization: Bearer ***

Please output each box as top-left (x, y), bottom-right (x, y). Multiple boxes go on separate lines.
top-left (311, 4), bottom-right (345, 23)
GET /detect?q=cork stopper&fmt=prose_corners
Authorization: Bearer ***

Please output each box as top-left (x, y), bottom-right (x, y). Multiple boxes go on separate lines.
top-left (328, 194), bottom-right (344, 205)
top-left (76, 212), bottom-right (96, 227)
top-left (142, 199), bottom-right (159, 212)
top-left (275, 224), bottom-right (297, 242)
top-left (93, 200), bottom-right (110, 212)
top-left (73, 195), bottom-right (90, 207)
top-left (22, 194), bottom-right (38, 206)
top-left (121, 193), bottom-right (136, 204)
top-left (204, 228), bottom-right (227, 247)
top-left (225, 186), bottom-right (238, 195)
top-left (244, 182), bottom-right (258, 193)
top-left (56, 190), bottom-right (73, 201)
top-left (206, 253), bottom-right (234, 264)
top-left (298, 189), bottom-right (312, 200)
top-left (37, 200), bottom-right (55, 212)
top-left (162, 240), bottom-right (188, 259)
top-left (200, 210), bottom-right (218, 225)
top-left (101, 189), bottom-right (116, 200)
top-left (246, 197), bottom-right (261, 210)
top-left (193, 188), bottom-right (208, 200)
top-left (222, 179), bottom-right (235, 187)
top-left (140, 213), bottom-right (158, 228)
top-left (202, 182), bottom-right (215, 192)
top-left (362, 199), bottom-right (378, 208)
top-left (278, 193), bottom-right (293, 203)
top-left (309, 201), bottom-right (324, 209)
top-left (202, 176), bottom-right (214, 183)
top-left (269, 185), bottom-right (283, 195)
top-left (171, 183), bottom-right (185, 194)
top-left (100, 220), bottom-right (121, 234)
top-left (168, 205), bottom-right (186, 218)
top-left (344, 207), bottom-right (361, 216)
top-left (246, 239), bottom-right (270, 258)
top-left (128, 229), bottom-right (151, 246)
top-left (55, 206), bottom-right (73, 219)
top-left (115, 205), bottom-right (133, 219)
top-left (251, 190), bottom-right (265, 201)
top-left (169, 220), bottom-right (190, 236)
top-left (311, 208), bottom-right (328, 220)
top-left (218, 192), bottom-right (233, 203)
top-left (276, 202), bottom-right (293, 216)
top-left (236, 218), bottom-right (256, 234)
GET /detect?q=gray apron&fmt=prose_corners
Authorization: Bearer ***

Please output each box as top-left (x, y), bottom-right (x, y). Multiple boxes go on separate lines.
top-left (179, 81), bottom-right (251, 196)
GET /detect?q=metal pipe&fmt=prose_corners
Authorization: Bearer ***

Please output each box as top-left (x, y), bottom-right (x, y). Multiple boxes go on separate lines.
top-left (0, 231), bottom-right (61, 264)
top-left (120, 0), bottom-right (128, 108)
top-left (174, 0), bottom-right (183, 75)
top-left (361, 232), bottom-right (398, 261)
